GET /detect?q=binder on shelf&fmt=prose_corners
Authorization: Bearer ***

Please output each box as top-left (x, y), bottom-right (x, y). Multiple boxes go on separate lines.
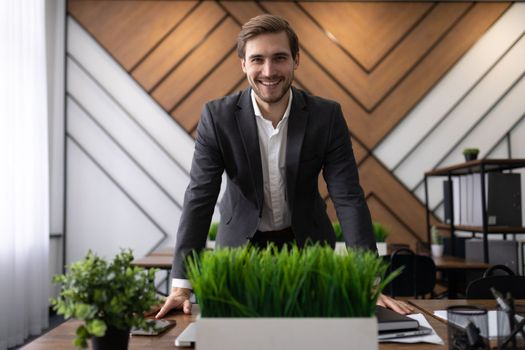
top-left (443, 178), bottom-right (461, 225)
top-left (486, 172), bottom-right (522, 227)
top-left (443, 172), bottom-right (522, 227)
top-left (460, 176), bottom-right (469, 226)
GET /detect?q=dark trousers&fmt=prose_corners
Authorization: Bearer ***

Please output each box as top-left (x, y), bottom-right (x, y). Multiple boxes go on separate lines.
top-left (249, 227), bottom-right (295, 250)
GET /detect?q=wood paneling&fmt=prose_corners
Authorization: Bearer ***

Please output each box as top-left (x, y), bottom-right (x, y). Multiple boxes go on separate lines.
top-left (300, 2), bottom-right (432, 72)
top-left (132, 2), bottom-right (227, 92)
top-left (152, 18), bottom-right (239, 112)
top-left (172, 51), bottom-right (244, 131)
top-left (68, 0), bottom-right (510, 249)
top-left (68, 1), bottom-right (196, 70)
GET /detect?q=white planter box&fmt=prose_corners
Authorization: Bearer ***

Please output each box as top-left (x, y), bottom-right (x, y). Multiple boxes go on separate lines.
top-left (334, 242), bottom-right (346, 254)
top-left (376, 242), bottom-right (387, 256)
top-left (431, 244), bottom-right (444, 257)
top-left (205, 240), bottom-right (215, 249)
top-left (196, 317), bottom-right (378, 350)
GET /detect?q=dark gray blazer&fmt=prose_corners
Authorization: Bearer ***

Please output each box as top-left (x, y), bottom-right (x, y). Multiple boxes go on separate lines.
top-left (171, 87), bottom-right (376, 279)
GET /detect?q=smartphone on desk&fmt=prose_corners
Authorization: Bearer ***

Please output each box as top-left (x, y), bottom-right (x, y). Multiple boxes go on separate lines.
top-left (130, 319), bottom-right (176, 336)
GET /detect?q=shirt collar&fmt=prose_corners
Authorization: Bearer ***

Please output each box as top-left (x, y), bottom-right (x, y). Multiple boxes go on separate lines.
top-left (250, 88), bottom-right (293, 125)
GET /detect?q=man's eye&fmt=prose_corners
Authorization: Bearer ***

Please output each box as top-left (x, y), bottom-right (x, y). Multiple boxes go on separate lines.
top-left (275, 56), bottom-right (287, 62)
top-left (251, 58), bottom-right (263, 64)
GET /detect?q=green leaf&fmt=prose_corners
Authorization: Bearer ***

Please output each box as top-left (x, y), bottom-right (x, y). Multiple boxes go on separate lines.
top-left (86, 319), bottom-right (107, 337)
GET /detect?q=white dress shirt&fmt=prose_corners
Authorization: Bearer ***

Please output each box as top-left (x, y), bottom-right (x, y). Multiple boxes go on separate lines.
top-left (252, 89), bottom-right (292, 231)
top-left (172, 89), bottom-right (293, 290)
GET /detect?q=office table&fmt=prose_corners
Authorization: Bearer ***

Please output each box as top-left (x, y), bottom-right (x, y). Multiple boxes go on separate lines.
top-left (22, 304), bottom-right (449, 349)
top-left (432, 256), bottom-right (491, 298)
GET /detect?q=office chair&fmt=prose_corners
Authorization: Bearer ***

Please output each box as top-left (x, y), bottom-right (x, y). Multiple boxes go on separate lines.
top-left (466, 264), bottom-right (525, 299)
top-left (383, 248), bottom-right (436, 298)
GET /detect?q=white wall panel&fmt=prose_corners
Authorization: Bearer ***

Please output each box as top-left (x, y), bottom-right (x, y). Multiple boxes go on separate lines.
top-left (413, 72), bottom-right (525, 206)
top-left (67, 17), bottom-right (194, 173)
top-left (67, 98), bottom-right (181, 240)
top-left (68, 58), bottom-right (187, 207)
top-left (66, 140), bottom-right (165, 264)
top-left (46, 0), bottom-right (65, 235)
top-left (487, 138), bottom-right (510, 159)
top-left (446, 74), bottom-right (525, 163)
top-left (396, 31), bottom-right (525, 190)
top-left (375, 4), bottom-right (525, 169)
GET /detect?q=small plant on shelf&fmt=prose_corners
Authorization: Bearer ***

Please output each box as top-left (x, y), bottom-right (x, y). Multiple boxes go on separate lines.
top-left (462, 148), bottom-right (480, 161)
top-left (373, 222), bottom-right (390, 243)
top-left (431, 225), bottom-right (444, 257)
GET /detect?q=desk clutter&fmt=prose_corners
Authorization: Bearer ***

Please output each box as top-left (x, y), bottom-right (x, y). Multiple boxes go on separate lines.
top-left (434, 289), bottom-right (525, 350)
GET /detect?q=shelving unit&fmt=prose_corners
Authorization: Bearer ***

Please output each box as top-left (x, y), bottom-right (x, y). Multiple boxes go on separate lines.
top-left (424, 159), bottom-right (525, 263)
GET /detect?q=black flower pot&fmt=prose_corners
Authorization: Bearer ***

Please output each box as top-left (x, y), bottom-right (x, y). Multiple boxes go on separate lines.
top-left (464, 153), bottom-right (478, 161)
top-left (92, 326), bottom-right (130, 350)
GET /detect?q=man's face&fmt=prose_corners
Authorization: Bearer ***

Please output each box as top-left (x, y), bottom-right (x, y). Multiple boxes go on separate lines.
top-left (241, 32), bottom-right (299, 105)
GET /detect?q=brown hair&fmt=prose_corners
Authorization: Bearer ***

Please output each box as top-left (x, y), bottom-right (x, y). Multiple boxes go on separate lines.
top-left (237, 14), bottom-right (299, 60)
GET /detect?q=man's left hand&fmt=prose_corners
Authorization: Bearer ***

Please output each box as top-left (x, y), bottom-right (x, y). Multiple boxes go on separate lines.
top-left (376, 293), bottom-right (414, 314)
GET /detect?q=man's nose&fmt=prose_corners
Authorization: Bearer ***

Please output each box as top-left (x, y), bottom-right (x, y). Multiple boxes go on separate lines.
top-left (262, 60), bottom-right (274, 77)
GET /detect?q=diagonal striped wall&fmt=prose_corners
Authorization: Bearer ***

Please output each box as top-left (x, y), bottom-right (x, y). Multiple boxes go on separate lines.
top-left (65, 1), bottom-right (524, 260)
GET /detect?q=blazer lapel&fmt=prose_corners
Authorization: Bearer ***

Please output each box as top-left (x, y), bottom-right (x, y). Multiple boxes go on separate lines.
top-left (286, 87), bottom-right (308, 211)
top-left (235, 88), bottom-right (264, 210)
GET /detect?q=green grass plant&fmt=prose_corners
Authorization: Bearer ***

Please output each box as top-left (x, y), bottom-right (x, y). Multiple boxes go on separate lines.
top-left (332, 222), bottom-right (344, 242)
top-left (187, 244), bottom-right (400, 318)
top-left (208, 222), bottom-right (219, 241)
top-left (373, 222), bottom-right (390, 242)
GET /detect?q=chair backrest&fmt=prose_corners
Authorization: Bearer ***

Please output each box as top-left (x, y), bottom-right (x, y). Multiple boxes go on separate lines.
top-left (383, 248), bottom-right (436, 298)
top-left (466, 265), bottom-right (525, 299)
top-left (483, 264), bottom-right (515, 278)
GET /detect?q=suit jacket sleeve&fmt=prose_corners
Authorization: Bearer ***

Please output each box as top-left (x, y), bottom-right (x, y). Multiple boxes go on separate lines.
top-left (322, 103), bottom-right (376, 251)
top-left (171, 104), bottom-right (224, 279)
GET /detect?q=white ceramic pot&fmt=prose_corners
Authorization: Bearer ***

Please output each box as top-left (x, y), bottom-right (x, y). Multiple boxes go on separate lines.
top-left (431, 244), bottom-right (444, 257)
top-left (196, 317), bottom-right (378, 350)
top-left (334, 242), bottom-right (346, 255)
top-left (205, 240), bottom-right (215, 249)
top-left (376, 242), bottom-right (387, 256)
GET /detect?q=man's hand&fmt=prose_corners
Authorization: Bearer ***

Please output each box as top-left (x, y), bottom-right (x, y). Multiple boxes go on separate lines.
top-left (376, 293), bottom-right (414, 315)
top-left (155, 287), bottom-right (192, 318)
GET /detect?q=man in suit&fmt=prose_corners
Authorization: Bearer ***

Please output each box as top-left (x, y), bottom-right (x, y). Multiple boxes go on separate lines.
top-left (156, 14), bottom-right (412, 318)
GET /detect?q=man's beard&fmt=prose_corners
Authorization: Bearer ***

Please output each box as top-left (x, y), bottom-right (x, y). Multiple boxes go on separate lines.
top-left (251, 75), bottom-right (293, 104)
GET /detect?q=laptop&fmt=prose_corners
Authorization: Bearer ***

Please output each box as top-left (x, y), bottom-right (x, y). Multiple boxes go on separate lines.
top-left (175, 322), bottom-right (196, 347)
top-left (376, 306), bottom-right (432, 340)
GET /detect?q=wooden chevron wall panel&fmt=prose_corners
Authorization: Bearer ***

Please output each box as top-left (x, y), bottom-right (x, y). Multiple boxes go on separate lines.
top-left (68, 0), bottom-right (511, 249)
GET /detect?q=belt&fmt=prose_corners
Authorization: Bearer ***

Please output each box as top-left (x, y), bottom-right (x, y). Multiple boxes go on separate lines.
top-left (250, 227), bottom-right (295, 249)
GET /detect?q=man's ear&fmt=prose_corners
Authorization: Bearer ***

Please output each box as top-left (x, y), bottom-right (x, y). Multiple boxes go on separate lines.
top-left (241, 59), bottom-right (247, 73)
top-left (293, 52), bottom-right (300, 70)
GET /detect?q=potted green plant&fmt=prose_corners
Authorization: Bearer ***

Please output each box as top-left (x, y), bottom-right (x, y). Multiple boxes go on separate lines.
top-left (373, 222), bottom-right (390, 256)
top-left (187, 244), bottom-right (401, 350)
top-left (462, 148), bottom-right (480, 161)
top-left (206, 222), bottom-right (219, 249)
top-left (332, 221), bottom-right (346, 254)
top-left (51, 250), bottom-right (159, 349)
top-left (431, 225), bottom-right (444, 257)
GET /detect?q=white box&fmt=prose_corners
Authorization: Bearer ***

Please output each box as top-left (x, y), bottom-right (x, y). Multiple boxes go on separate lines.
top-left (196, 317), bottom-right (378, 350)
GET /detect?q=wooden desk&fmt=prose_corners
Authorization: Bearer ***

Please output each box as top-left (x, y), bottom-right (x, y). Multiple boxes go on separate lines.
top-left (22, 305), bottom-right (449, 350)
top-left (432, 256), bottom-right (490, 299)
top-left (132, 255), bottom-right (172, 269)
top-left (432, 256), bottom-right (490, 271)
top-left (149, 247), bottom-right (175, 256)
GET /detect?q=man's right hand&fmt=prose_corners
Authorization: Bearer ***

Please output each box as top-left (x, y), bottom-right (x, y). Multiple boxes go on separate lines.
top-left (155, 287), bottom-right (192, 318)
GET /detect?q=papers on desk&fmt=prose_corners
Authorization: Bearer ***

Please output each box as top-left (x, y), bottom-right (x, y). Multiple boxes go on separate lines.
top-left (379, 313), bottom-right (444, 344)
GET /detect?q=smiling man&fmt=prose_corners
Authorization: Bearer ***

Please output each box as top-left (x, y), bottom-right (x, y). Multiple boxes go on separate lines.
top-left (156, 14), bottom-right (412, 318)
